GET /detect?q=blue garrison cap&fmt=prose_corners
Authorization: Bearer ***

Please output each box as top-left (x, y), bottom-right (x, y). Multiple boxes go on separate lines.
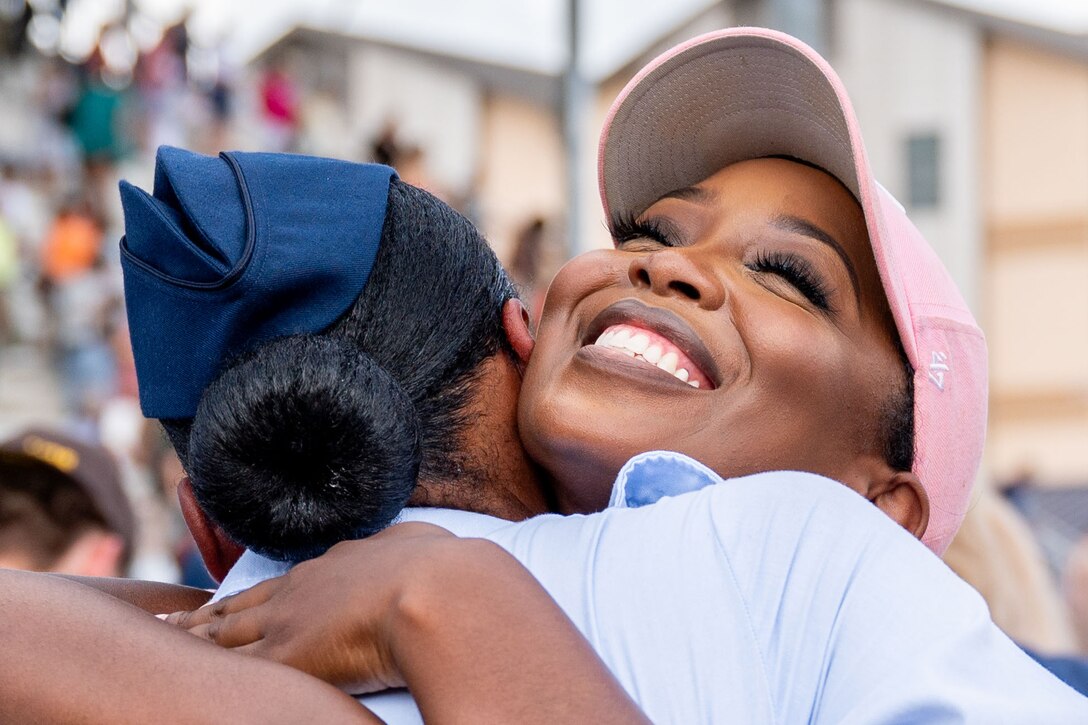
top-left (120, 146), bottom-right (397, 419)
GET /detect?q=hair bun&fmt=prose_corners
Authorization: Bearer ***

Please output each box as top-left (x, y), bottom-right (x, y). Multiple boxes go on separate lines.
top-left (188, 335), bottom-right (421, 561)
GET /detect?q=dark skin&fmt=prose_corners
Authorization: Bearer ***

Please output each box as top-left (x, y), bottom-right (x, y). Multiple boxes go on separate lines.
top-left (173, 159), bottom-right (930, 697)
top-left (519, 158), bottom-right (928, 536)
top-left (56, 574), bottom-right (213, 613)
top-left (0, 568), bottom-right (376, 724)
top-left (170, 524), bottom-right (645, 724)
top-left (404, 299), bottom-right (554, 522)
top-left (1, 524), bottom-right (646, 724)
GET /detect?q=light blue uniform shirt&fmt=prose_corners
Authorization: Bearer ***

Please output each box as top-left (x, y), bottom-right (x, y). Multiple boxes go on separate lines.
top-left (216, 452), bottom-right (1088, 723)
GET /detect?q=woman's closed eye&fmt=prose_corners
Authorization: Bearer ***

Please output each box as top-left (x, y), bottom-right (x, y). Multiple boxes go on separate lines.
top-left (611, 212), bottom-right (834, 312)
top-left (610, 214), bottom-right (678, 251)
top-left (748, 250), bottom-right (832, 311)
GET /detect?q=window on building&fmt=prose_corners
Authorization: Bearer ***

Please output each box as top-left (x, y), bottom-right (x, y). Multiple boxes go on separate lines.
top-left (906, 133), bottom-right (941, 209)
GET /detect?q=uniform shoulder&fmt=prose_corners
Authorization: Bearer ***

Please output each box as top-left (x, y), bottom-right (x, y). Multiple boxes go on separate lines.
top-left (671, 467), bottom-right (881, 530)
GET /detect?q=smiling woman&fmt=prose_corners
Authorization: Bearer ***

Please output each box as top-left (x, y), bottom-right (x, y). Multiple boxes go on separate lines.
top-left (519, 157), bottom-right (923, 525)
top-left (515, 25), bottom-right (988, 555)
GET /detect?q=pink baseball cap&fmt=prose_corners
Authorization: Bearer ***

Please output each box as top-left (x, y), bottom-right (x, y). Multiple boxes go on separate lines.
top-left (598, 27), bottom-right (987, 554)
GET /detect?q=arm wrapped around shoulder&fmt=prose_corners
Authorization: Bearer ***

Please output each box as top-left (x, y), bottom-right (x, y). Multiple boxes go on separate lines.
top-left (188, 335), bottom-right (422, 562)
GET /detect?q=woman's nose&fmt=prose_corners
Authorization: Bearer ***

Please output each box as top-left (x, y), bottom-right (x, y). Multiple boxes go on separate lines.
top-left (627, 248), bottom-right (726, 310)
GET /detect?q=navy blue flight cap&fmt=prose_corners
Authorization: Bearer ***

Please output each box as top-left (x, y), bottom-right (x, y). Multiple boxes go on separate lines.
top-left (120, 146), bottom-right (397, 419)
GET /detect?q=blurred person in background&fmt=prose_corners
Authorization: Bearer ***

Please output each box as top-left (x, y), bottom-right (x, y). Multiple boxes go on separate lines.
top-left (40, 195), bottom-right (122, 429)
top-left (508, 215), bottom-right (563, 321)
top-left (0, 428), bottom-right (134, 577)
top-left (259, 57), bottom-right (299, 152)
top-left (134, 22), bottom-right (190, 153)
top-left (942, 484), bottom-right (1088, 695)
top-left (370, 120), bottom-right (401, 168)
top-left (40, 196), bottom-right (102, 284)
top-left (367, 122), bottom-right (446, 201)
top-left (66, 53), bottom-right (126, 167)
top-left (944, 486), bottom-right (1077, 653)
top-left (203, 75), bottom-right (235, 154)
top-left (1065, 536), bottom-right (1088, 653)
top-left (0, 162), bottom-right (51, 343)
top-left (65, 51), bottom-right (131, 222)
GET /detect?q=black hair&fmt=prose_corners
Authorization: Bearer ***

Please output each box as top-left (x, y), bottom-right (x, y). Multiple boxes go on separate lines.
top-left (187, 337), bottom-right (421, 561)
top-left (162, 178), bottom-right (515, 561)
top-left (881, 351), bottom-right (916, 473)
top-left (0, 452), bottom-right (110, 569)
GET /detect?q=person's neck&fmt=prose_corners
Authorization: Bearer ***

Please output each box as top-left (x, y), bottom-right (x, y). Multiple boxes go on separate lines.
top-left (408, 352), bottom-right (554, 520)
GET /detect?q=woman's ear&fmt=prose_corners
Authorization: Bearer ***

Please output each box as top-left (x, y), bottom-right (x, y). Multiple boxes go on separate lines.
top-left (177, 477), bottom-right (245, 583)
top-left (501, 298), bottom-right (535, 367)
top-left (869, 470), bottom-right (930, 541)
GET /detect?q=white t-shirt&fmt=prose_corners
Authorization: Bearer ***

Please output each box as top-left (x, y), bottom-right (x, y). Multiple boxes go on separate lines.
top-left (215, 452), bottom-right (1088, 723)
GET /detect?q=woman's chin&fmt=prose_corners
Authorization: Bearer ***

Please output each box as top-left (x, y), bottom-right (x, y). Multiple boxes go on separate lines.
top-left (519, 411), bottom-right (640, 514)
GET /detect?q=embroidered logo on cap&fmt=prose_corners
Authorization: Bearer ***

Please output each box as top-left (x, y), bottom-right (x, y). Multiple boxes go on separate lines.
top-left (928, 351), bottom-right (950, 391)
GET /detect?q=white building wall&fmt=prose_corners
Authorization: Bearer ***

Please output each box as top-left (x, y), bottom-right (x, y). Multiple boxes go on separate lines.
top-left (477, 94), bottom-right (566, 261)
top-left (348, 46), bottom-right (482, 197)
top-left (832, 0), bottom-right (983, 314)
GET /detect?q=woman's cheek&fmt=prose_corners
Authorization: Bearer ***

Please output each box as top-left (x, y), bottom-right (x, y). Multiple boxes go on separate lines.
top-left (541, 251), bottom-right (630, 318)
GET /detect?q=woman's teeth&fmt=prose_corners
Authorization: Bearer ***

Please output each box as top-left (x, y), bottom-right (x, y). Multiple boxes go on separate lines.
top-left (593, 327), bottom-right (700, 387)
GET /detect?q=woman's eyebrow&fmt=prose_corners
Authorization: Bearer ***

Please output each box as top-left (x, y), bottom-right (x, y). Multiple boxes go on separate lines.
top-left (657, 186), bottom-right (714, 205)
top-left (770, 213), bottom-right (861, 300)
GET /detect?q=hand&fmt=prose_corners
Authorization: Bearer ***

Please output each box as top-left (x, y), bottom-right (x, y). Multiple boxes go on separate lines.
top-left (167, 522), bottom-right (455, 694)
top-left (169, 522), bottom-right (650, 724)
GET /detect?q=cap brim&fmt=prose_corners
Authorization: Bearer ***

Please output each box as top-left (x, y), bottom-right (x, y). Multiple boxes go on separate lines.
top-left (598, 27), bottom-right (920, 360)
top-left (599, 27), bottom-right (866, 224)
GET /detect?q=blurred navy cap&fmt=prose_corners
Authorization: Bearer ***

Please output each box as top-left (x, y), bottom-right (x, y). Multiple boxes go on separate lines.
top-left (120, 146), bottom-right (397, 419)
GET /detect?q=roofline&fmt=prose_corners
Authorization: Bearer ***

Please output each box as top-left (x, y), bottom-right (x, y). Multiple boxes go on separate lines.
top-left (597, 2), bottom-right (730, 84)
top-left (253, 25), bottom-right (561, 106)
top-left (918, 0), bottom-right (1088, 61)
top-left (247, 3), bottom-right (727, 86)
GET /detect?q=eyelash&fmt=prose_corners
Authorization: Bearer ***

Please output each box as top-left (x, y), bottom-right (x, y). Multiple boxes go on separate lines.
top-left (610, 213), bottom-right (832, 312)
top-left (750, 250), bottom-right (831, 311)
top-left (610, 213), bottom-right (675, 248)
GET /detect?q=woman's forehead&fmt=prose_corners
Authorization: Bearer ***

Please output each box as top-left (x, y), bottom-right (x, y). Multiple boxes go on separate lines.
top-left (682, 159), bottom-right (861, 222)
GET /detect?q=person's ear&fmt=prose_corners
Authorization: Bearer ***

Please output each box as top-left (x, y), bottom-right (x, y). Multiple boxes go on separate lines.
top-left (177, 476), bottom-right (244, 582)
top-left (869, 470), bottom-right (929, 541)
top-left (501, 298), bottom-right (535, 367)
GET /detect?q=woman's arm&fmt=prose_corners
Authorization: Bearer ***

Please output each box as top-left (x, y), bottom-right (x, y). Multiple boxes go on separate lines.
top-left (174, 523), bottom-right (649, 724)
top-left (55, 574), bottom-right (212, 613)
top-left (394, 534), bottom-right (647, 723)
top-left (0, 569), bottom-right (377, 724)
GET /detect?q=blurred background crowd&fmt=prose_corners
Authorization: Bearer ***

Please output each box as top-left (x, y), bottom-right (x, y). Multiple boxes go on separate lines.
top-left (0, 0), bottom-right (1086, 659)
